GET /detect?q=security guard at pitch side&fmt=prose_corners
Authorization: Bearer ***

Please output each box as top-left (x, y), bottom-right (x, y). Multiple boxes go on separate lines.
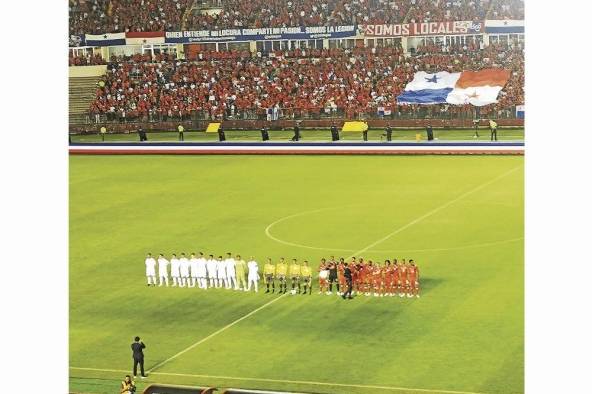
top-left (489, 119), bottom-right (498, 141)
top-left (261, 126), bottom-right (270, 141)
top-left (177, 124), bottom-right (185, 141)
top-left (330, 123), bottom-right (339, 141)
top-left (291, 122), bottom-right (301, 141)
top-left (385, 124), bottom-right (392, 142)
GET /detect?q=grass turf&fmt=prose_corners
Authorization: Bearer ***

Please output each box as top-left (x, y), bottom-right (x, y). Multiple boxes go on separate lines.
top-left (70, 155), bottom-right (524, 394)
top-left (70, 128), bottom-right (524, 143)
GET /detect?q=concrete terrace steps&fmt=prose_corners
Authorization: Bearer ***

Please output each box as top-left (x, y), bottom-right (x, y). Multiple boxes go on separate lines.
top-left (69, 76), bottom-right (100, 121)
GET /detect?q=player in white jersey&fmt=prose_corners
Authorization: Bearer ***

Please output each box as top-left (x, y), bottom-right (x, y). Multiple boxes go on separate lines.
top-left (224, 252), bottom-right (237, 290)
top-left (216, 255), bottom-right (226, 288)
top-left (189, 253), bottom-right (199, 288)
top-left (206, 254), bottom-right (217, 288)
top-left (246, 257), bottom-right (260, 292)
top-left (157, 253), bottom-right (169, 287)
top-left (179, 253), bottom-right (190, 287)
top-left (196, 252), bottom-right (207, 289)
top-left (145, 253), bottom-right (157, 286)
top-left (170, 254), bottom-right (181, 286)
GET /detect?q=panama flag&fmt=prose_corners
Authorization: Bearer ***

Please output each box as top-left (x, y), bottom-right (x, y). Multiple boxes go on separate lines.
top-left (125, 31), bottom-right (166, 45)
top-left (397, 69), bottom-right (510, 106)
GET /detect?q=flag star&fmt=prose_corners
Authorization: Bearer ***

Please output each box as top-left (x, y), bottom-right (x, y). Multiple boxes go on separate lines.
top-left (425, 75), bottom-right (439, 83)
top-left (468, 90), bottom-right (479, 99)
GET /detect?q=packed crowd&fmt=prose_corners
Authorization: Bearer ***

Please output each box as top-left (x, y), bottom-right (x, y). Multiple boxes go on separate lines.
top-left (69, 0), bottom-right (192, 35)
top-left (144, 253), bottom-right (421, 298)
top-left (69, 0), bottom-right (524, 35)
top-left (488, 0), bottom-right (524, 20)
top-left (406, 0), bottom-right (490, 23)
top-left (69, 52), bottom-right (107, 66)
top-left (89, 43), bottom-right (523, 122)
top-left (186, 0), bottom-right (411, 31)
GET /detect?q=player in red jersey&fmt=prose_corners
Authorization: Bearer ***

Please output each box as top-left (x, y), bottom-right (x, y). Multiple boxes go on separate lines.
top-left (392, 259), bottom-right (401, 296)
top-left (349, 257), bottom-right (358, 294)
top-left (372, 262), bottom-right (384, 297)
top-left (355, 257), bottom-right (364, 293)
top-left (383, 260), bottom-right (394, 296)
top-left (337, 257), bottom-right (346, 295)
top-left (407, 259), bottom-right (420, 298)
top-left (398, 259), bottom-right (408, 298)
top-left (364, 260), bottom-right (374, 296)
top-left (318, 258), bottom-right (329, 294)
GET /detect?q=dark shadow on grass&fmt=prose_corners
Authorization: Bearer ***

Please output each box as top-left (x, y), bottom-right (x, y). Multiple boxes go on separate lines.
top-left (418, 277), bottom-right (443, 297)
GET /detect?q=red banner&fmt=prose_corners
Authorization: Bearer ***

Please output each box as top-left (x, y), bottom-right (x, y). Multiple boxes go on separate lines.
top-left (362, 21), bottom-right (483, 37)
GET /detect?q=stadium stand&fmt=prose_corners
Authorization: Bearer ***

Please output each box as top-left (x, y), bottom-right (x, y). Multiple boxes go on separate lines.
top-left (69, 53), bottom-right (107, 66)
top-left (487, 0), bottom-right (524, 20)
top-left (406, 0), bottom-right (490, 23)
top-left (69, 0), bottom-right (193, 35)
top-left (185, 0), bottom-right (412, 30)
top-left (87, 42), bottom-right (523, 123)
top-left (70, 76), bottom-right (105, 124)
top-left (70, 0), bottom-right (524, 34)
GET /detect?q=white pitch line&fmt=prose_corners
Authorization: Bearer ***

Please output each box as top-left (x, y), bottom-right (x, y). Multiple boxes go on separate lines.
top-left (265, 206), bottom-right (358, 252)
top-left (69, 366), bottom-right (486, 394)
top-left (147, 294), bottom-right (286, 373)
top-left (345, 165), bottom-right (523, 258)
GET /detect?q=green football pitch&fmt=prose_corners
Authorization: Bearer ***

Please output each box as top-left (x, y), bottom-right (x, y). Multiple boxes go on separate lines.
top-left (69, 155), bottom-right (524, 394)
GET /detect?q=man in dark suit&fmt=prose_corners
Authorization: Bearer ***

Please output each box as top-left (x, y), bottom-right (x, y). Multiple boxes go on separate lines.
top-left (131, 336), bottom-right (146, 378)
top-left (261, 126), bottom-right (270, 141)
top-left (218, 126), bottom-right (226, 141)
top-left (342, 263), bottom-right (353, 299)
top-left (426, 124), bottom-right (434, 141)
top-left (291, 123), bottom-right (300, 141)
top-left (385, 124), bottom-right (392, 142)
top-left (138, 127), bottom-right (147, 142)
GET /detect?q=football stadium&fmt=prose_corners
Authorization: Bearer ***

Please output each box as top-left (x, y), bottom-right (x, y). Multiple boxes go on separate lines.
top-left (69, 0), bottom-right (525, 393)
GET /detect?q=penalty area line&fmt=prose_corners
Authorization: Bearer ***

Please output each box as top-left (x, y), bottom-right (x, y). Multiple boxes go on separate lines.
top-left (69, 366), bottom-right (486, 394)
top-left (146, 294), bottom-right (286, 373)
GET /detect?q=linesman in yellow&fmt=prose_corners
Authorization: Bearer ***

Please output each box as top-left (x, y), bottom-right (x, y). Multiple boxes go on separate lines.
top-left (263, 258), bottom-right (276, 293)
top-left (289, 258), bottom-right (302, 294)
top-left (276, 257), bottom-right (288, 293)
top-left (300, 260), bottom-right (312, 295)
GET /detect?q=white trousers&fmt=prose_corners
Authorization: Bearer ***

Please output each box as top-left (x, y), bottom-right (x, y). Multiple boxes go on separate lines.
top-left (247, 277), bottom-right (258, 292)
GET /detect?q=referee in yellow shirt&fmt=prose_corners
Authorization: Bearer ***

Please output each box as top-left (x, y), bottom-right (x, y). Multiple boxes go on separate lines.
top-left (263, 258), bottom-right (276, 293)
top-left (289, 259), bottom-right (301, 294)
top-left (300, 260), bottom-right (312, 295)
top-left (276, 258), bottom-right (288, 294)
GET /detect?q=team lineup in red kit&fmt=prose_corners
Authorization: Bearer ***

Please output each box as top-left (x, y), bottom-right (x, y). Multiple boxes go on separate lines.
top-left (318, 256), bottom-right (420, 298)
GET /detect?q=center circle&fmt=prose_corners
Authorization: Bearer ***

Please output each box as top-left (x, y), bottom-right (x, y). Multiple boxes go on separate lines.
top-left (264, 206), bottom-right (523, 254)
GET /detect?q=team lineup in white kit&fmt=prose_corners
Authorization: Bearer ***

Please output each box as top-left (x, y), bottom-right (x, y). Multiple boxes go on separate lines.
top-left (143, 252), bottom-right (262, 292)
